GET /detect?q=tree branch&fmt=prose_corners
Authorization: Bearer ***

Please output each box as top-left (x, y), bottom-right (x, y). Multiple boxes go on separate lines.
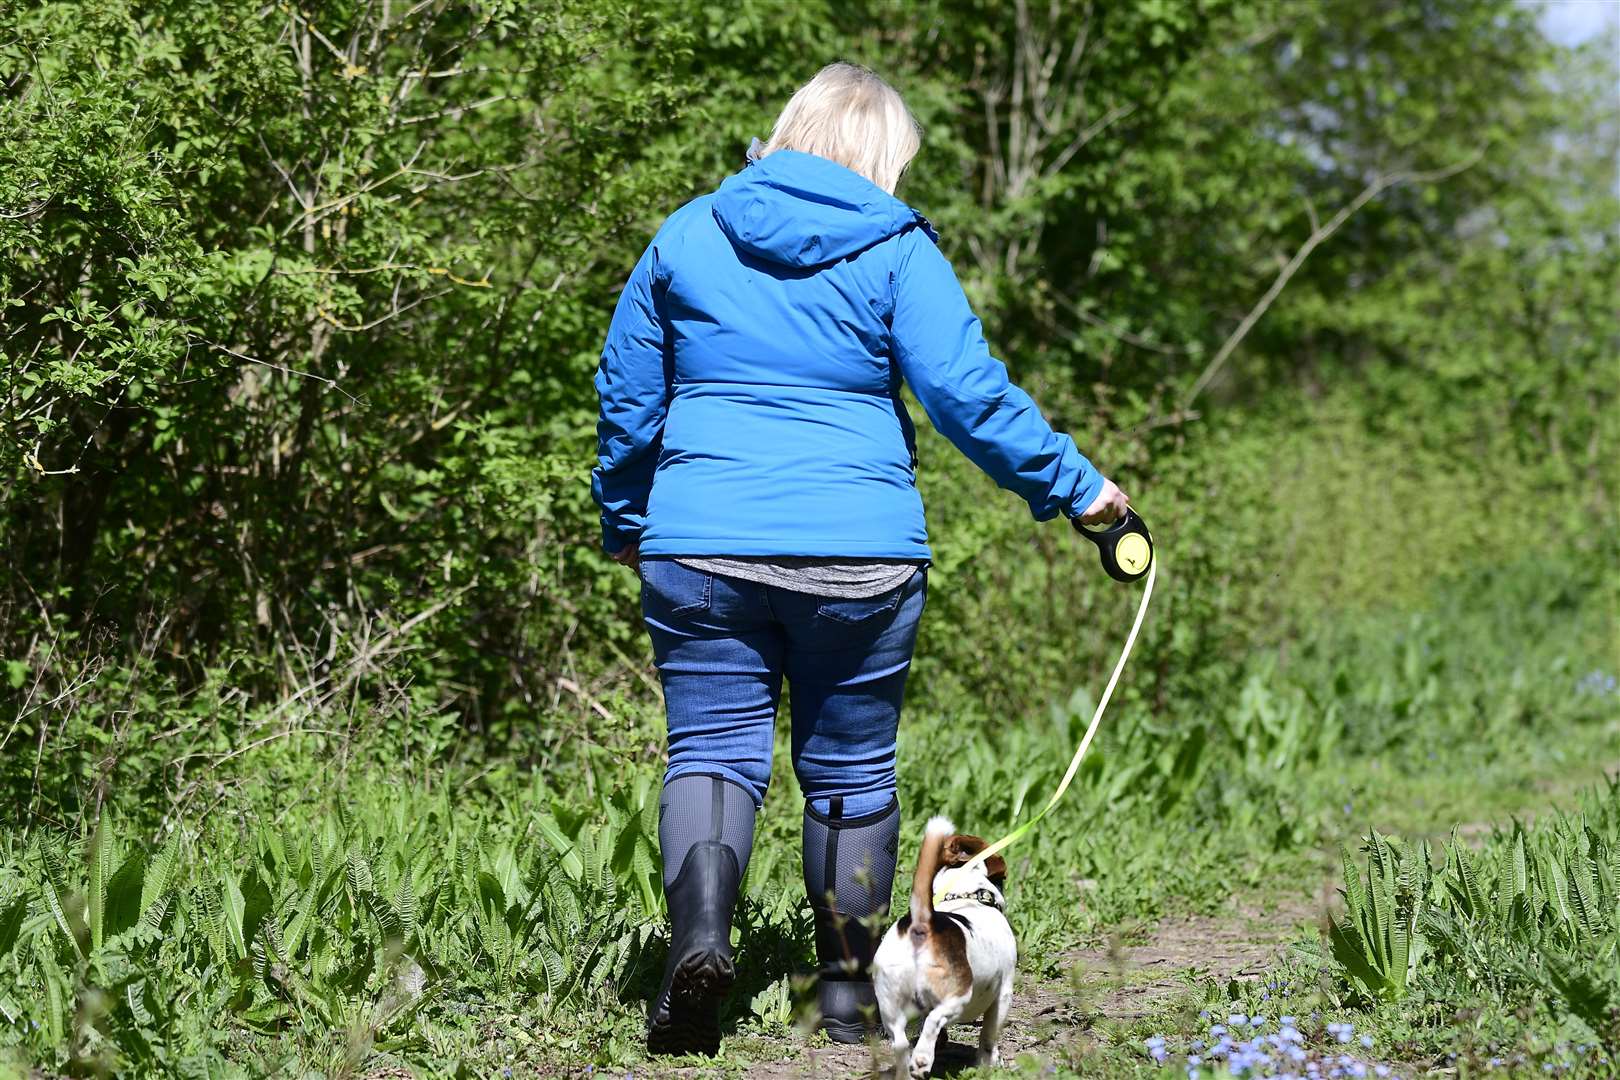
top-left (1181, 147), bottom-right (1486, 409)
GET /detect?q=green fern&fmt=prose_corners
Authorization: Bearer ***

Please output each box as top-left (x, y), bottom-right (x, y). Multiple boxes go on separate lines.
top-left (38, 943), bottom-right (65, 1045)
top-left (34, 840), bottom-right (80, 957)
top-left (395, 868), bottom-right (417, 939)
top-left (1448, 833), bottom-right (1489, 918)
top-left (87, 808), bottom-right (111, 953)
top-left (141, 828), bottom-right (181, 930)
top-left (197, 881), bottom-right (229, 966)
top-left (1568, 857), bottom-right (1601, 941)
top-left (0, 894), bottom-right (26, 961)
top-left (346, 847), bottom-right (375, 897)
top-left (1328, 834), bottom-right (1428, 1001)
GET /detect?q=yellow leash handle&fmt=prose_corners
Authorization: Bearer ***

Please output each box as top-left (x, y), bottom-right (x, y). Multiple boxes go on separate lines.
top-left (963, 556), bottom-right (1157, 872)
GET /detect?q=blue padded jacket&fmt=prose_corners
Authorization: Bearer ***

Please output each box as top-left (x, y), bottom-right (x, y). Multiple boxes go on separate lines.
top-left (592, 149), bottom-right (1103, 559)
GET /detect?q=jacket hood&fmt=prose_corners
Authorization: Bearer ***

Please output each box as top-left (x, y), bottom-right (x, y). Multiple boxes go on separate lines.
top-left (711, 148), bottom-right (933, 267)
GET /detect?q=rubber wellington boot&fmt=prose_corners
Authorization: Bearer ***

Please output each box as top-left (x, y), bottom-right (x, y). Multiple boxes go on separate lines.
top-left (648, 774), bottom-right (754, 1056)
top-left (802, 796), bottom-right (900, 1044)
top-left (647, 841), bottom-right (740, 1055)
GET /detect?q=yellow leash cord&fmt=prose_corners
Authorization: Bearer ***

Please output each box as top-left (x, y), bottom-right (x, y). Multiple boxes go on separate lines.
top-left (961, 557), bottom-right (1157, 874)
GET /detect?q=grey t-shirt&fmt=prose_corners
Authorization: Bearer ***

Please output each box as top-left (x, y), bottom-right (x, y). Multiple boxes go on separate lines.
top-left (675, 557), bottom-right (922, 599)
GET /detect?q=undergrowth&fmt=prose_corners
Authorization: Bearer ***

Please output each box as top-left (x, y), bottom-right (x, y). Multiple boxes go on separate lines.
top-left (0, 554), bottom-right (1612, 1075)
top-left (1126, 780), bottom-right (1620, 1080)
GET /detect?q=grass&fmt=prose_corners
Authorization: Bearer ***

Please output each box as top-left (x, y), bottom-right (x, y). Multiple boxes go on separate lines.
top-left (1097, 778), bottom-right (1620, 1080)
top-left (0, 556), bottom-right (1614, 1077)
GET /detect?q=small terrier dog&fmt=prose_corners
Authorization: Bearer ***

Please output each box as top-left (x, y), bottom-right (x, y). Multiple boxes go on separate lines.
top-left (872, 817), bottom-right (1016, 1077)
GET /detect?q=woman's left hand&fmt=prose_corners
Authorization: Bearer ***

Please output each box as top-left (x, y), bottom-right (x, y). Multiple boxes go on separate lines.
top-left (612, 542), bottom-right (641, 570)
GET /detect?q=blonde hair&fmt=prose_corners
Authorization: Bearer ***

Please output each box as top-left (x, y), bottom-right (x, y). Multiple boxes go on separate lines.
top-left (762, 63), bottom-right (921, 194)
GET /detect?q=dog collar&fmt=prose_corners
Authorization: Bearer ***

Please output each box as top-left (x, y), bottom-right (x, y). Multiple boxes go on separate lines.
top-left (933, 887), bottom-right (1004, 912)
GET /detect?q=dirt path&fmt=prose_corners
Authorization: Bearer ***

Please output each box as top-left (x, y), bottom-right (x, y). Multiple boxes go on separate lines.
top-left (643, 889), bottom-right (1327, 1079)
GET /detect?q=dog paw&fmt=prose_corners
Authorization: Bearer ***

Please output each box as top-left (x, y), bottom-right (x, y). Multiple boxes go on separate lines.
top-left (976, 1047), bottom-right (1000, 1068)
top-left (908, 1052), bottom-right (934, 1079)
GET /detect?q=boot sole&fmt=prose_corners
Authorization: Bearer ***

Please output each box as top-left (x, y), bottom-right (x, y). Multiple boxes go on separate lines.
top-left (818, 978), bottom-right (879, 1044)
top-left (820, 1016), bottom-right (871, 1044)
top-left (647, 948), bottom-right (735, 1057)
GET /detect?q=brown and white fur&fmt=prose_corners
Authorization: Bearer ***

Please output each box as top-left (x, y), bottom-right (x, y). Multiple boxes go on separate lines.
top-left (872, 817), bottom-right (1016, 1078)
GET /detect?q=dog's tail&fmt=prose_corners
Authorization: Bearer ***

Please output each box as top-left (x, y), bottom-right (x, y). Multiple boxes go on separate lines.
top-left (909, 816), bottom-right (954, 933)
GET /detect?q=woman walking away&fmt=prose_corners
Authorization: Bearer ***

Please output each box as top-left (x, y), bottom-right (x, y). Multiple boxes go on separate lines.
top-left (592, 62), bottom-right (1130, 1056)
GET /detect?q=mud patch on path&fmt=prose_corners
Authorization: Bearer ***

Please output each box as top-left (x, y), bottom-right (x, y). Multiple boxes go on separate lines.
top-left (1062, 892), bottom-right (1326, 1027)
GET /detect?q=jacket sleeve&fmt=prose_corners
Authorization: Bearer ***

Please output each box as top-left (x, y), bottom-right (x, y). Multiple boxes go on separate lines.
top-left (890, 230), bottom-right (1104, 521)
top-left (592, 240), bottom-right (670, 553)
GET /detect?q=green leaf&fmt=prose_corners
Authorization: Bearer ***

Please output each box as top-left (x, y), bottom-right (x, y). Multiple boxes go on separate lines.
top-left (535, 814), bottom-right (584, 881)
top-left (1328, 915), bottom-right (1386, 1000)
top-left (1451, 838), bottom-right (1488, 919)
top-left (1511, 828), bottom-right (1529, 899)
top-left (1568, 856), bottom-right (1600, 941)
top-left (126, 978), bottom-right (154, 1026)
top-left (38, 945), bottom-right (65, 1044)
top-left (283, 881), bottom-right (319, 959)
top-left (347, 848), bottom-right (375, 897)
top-left (395, 870), bottom-right (417, 938)
top-left (220, 872), bottom-right (247, 961)
top-left (0, 897), bottom-right (25, 960)
top-left (36, 841), bottom-right (82, 958)
top-left (141, 828), bottom-right (181, 928)
top-left (241, 870), bottom-right (273, 950)
top-left (87, 810), bottom-right (111, 953)
top-left (104, 849), bottom-right (146, 940)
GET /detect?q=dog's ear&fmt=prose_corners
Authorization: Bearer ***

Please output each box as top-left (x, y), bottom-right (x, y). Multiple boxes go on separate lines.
top-left (982, 852), bottom-right (1008, 891)
top-left (941, 834), bottom-right (986, 867)
top-left (941, 835), bottom-right (1008, 891)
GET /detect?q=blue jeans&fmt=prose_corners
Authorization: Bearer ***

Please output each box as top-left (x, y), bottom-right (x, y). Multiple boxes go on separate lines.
top-left (640, 559), bottom-right (927, 818)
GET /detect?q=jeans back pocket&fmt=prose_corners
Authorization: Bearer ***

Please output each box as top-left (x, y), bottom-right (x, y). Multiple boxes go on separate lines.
top-left (640, 559), bottom-right (713, 617)
top-left (815, 573), bottom-right (916, 625)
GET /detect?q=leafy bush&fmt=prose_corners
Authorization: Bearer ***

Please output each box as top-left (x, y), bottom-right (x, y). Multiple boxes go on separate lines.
top-left (4, 0), bottom-right (1611, 736)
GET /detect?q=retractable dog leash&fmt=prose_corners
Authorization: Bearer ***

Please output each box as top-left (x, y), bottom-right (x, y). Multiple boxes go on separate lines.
top-left (961, 509), bottom-right (1157, 873)
top-left (1074, 507), bottom-right (1154, 583)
